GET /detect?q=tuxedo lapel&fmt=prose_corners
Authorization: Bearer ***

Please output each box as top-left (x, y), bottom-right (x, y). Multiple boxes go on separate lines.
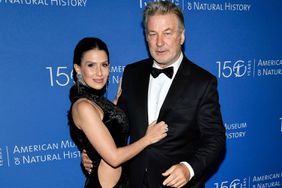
top-left (135, 59), bottom-right (153, 130)
top-left (158, 57), bottom-right (192, 120)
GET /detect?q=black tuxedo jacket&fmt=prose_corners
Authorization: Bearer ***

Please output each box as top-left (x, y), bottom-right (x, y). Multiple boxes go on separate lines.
top-left (118, 56), bottom-right (226, 188)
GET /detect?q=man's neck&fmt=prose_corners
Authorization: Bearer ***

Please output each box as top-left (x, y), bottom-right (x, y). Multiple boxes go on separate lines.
top-left (153, 52), bottom-right (183, 69)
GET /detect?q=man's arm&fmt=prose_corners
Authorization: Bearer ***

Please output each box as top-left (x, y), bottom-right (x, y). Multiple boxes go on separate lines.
top-left (162, 76), bottom-right (226, 187)
top-left (187, 76), bottom-right (226, 179)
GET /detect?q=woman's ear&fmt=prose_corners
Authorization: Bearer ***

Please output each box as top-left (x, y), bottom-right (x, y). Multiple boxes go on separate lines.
top-left (74, 64), bottom-right (80, 74)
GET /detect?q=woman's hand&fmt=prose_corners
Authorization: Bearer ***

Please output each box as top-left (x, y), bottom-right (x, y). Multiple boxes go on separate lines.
top-left (82, 150), bottom-right (93, 174)
top-left (113, 78), bottom-right (122, 105)
top-left (144, 121), bottom-right (168, 144)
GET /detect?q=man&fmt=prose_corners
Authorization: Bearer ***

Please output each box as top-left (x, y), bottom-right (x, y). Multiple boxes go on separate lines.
top-left (83, 1), bottom-right (225, 187)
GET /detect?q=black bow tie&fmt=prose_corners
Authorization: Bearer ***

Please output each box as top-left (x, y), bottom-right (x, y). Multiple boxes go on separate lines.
top-left (151, 67), bottom-right (174, 79)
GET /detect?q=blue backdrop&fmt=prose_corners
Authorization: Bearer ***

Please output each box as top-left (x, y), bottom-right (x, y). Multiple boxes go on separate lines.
top-left (1, 0), bottom-right (282, 187)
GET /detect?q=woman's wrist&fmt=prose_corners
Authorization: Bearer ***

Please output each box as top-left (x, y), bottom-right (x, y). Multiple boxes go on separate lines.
top-left (141, 136), bottom-right (151, 147)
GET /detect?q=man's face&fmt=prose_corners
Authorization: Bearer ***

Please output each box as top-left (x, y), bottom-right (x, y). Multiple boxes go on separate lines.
top-left (146, 13), bottom-right (185, 68)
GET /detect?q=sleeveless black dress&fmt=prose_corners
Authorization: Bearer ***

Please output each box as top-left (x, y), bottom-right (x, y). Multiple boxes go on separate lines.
top-left (69, 83), bottom-right (129, 188)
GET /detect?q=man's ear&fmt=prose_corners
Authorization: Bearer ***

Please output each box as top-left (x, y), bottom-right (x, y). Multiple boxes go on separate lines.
top-left (180, 29), bottom-right (185, 45)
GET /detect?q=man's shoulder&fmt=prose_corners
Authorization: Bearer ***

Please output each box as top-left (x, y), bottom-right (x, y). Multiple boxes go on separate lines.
top-left (183, 57), bottom-right (216, 81)
top-left (182, 58), bottom-right (216, 83)
top-left (126, 58), bottom-right (151, 68)
top-left (124, 58), bottom-right (152, 73)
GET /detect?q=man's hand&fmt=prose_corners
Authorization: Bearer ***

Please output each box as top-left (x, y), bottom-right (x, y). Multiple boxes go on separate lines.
top-left (162, 163), bottom-right (190, 188)
top-left (82, 150), bottom-right (93, 174)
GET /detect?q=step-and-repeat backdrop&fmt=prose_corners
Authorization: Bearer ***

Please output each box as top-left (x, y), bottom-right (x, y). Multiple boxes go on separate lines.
top-left (1, 1), bottom-right (281, 187)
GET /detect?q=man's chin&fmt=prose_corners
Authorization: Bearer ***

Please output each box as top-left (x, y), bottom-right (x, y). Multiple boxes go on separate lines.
top-left (153, 58), bottom-right (171, 66)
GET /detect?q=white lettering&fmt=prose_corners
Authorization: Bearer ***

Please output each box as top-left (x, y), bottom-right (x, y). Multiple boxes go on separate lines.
top-left (110, 75), bottom-right (120, 84)
top-left (225, 122), bottom-right (247, 130)
top-left (226, 131), bottom-right (246, 139)
top-left (22, 154), bottom-right (61, 164)
top-left (0, 0), bottom-right (87, 6)
top-left (262, 68), bottom-right (282, 76)
top-left (13, 143), bottom-right (59, 154)
top-left (61, 140), bottom-right (76, 149)
top-left (256, 181), bottom-right (281, 188)
top-left (63, 150), bottom-right (81, 159)
top-left (258, 59), bottom-right (282, 67)
top-left (253, 173), bottom-right (281, 182)
top-left (225, 3), bottom-right (251, 11)
top-left (50, 0), bottom-right (86, 7)
top-left (110, 66), bottom-right (125, 73)
top-left (194, 2), bottom-right (223, 11)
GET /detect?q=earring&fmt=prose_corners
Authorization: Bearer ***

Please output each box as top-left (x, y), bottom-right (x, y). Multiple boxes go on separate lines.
top-left (76, 73), bottom-right (86, 86)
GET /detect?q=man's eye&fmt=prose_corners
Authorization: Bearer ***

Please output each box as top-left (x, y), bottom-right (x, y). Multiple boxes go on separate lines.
top-left (87, 63), bottom-right (94, 67)
top-left (102, 63), bottom-right (109, 67)
top-left (149, 33), bottom-right (156, 37)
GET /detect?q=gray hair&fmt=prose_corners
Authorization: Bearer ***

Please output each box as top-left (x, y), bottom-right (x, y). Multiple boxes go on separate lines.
top-left (143, 1), bottom-right (185, 34)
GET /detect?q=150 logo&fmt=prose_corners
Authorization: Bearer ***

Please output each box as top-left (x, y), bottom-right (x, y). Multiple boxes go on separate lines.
top-left (214, 178), bottom-right (248, 188)
top-left (46, 66), bottom-right (74, 87)
top-left (216, 60), bottom-right (253, 78)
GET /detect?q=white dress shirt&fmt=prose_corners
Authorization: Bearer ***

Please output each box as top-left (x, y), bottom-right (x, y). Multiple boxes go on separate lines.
top-left (147, 53), bottom-right (182, 125)
top-left (147, 52), bottom-right (194, 180)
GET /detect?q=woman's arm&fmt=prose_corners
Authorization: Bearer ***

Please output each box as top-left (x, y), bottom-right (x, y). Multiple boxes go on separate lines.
top-left (72, 99), bottom-right (167, 168)
top-left (113, 78), bottom-right (122, 105)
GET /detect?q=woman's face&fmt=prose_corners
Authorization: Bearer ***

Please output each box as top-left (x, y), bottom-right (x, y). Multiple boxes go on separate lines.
top-left (74, 49), bottom-right (109, 90)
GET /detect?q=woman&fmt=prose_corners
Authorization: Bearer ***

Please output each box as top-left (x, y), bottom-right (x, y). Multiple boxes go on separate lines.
top-left (68, 37), bottom-right (168, 188)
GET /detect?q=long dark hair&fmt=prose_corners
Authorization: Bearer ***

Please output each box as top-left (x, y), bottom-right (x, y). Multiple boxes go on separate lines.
top-left (68, 37), bottom-right (110, 152)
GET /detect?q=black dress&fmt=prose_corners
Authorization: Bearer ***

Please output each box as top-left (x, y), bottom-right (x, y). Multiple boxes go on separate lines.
top-left (69, 83), bottom-right (129, 188)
